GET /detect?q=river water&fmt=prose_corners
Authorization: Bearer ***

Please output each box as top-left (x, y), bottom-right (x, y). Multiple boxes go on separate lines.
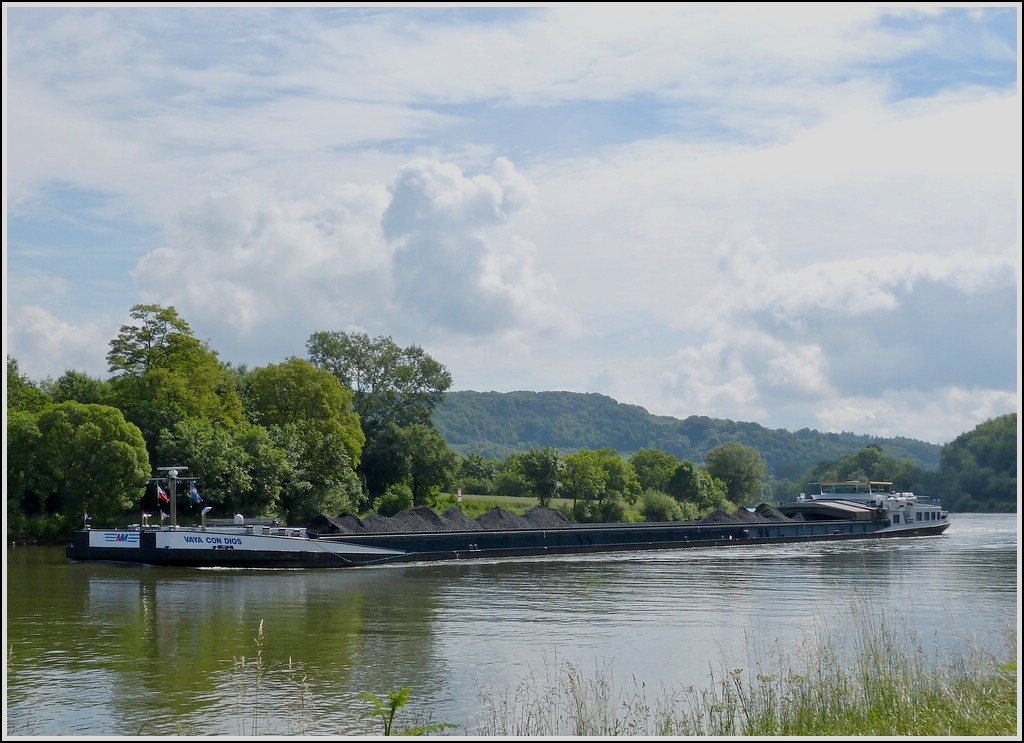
top-left (4, 513), bottom-right (1018, 736)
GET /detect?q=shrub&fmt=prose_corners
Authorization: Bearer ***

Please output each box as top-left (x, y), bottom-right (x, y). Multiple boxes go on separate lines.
top-left (374, 483), bottom-right (413, 517)
top-left (640, 490), bottom-right (681, 522)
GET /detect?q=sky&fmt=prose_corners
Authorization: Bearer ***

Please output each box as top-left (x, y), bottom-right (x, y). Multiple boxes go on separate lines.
top-left (3, 4), bottom-right (1021, 446)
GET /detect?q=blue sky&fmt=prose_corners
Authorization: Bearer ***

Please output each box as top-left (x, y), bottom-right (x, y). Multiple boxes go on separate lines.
top-left (4, 4), bottom-right (1020, 445)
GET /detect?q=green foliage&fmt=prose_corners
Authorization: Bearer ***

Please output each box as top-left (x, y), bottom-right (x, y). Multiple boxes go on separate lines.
top-left (433, 391), bottom-right (943, 475)
top-left (640, 489), bottom-right (683, 522)
top-left (360, 687), bottom-right (457, 737)
top-left (666, 461), bottom-right (728, 511)
top-left (474, 604), bottom-right (1017, 737)
top-left (594, 447), bottom-right (642, 504)
top-left (236, 358), bottom-right (368, 521)
top-left (5, 311), bottom-right (1014, 542)
top-left (307, 331), bottom-right (454, 501)
top-left (7, 357), bottom-right (50, 414)
top-left (705, 442), bottom-right (766, 504)
top-left (492, 454), bottom-right (530, 497)
top-left (6, 410), bottom-right (42, 518)
top-left (561, 450), bottom-right (607, 507)
top-left (40, 369), bottom-right (111, 405)
top-left (518, 447), bottom-right (562, 506)
top-left (244, 358), bottom-right (364, 466)
top-left (630, 449), bottom-right (680, 492)
top-left (375, 482), bottom-right (414, 517)
top-left (938, 414), bottom-right (1017, 512)
top-left (453, 452), bottom-right (499, 495)
top-left (106, 305), bottom-right (244, 451)
top-left (598, 494), bottom-right (628, 522)
top-left (106, 304), bottom-right (195, 375)
top-left (32, 402), bottom-right (151, 524)
top-left (155, 419), bottom-right (290, 520)
top-left (397, 423), bottom-right (458, 506)
top-left (307, 330), bottom-right (452, 432)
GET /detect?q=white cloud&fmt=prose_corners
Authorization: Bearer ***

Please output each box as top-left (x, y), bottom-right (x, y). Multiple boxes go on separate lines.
top-left (5, 306), bottom-right (118, 381)
top-left (133, 180), bottom-right (394, 335)
top-left (4, 6), bottom-right (1017, 444)
top-left (381, 157), bottom-right (567, 335)
top-left (125, 157), bottom-right (567, 361)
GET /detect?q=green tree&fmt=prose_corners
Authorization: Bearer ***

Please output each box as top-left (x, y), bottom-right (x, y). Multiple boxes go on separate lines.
top-left (561, 450), bottom-right (607, 522)
top-left (6, 410), bottom-right (43, 536)
top-left (7, 357), bottom-right (49, 413)
top-left (273, 423), bottom-right (366, 522)
top-left (595, 447), bottom-right (642, 505)
top-left (154, 418), bottom-right (290, 521)
top-left (240, 358), bottom-right (367, 520)
top-left (454, 452), bottom-right (498, 495)
top-left (705, 442), bottom-right (766, 504)
top-left (245, 358), bottom-right (364, 467)
top-left (798, 444), bottom-right (929, 499)
top-left (33, 402), bottom-right (151, 525)
top-left (374, 482), bottom-right (414, 517)
top-left (307, 331), bottom-right (452, 499)
top-left (939, 414), bottom-right (1017, 512)
top-left (396, 423), bottom-right (458, 507)
top-left (106, 305), bottom-right (244, 451)
top-left (667, 460), bottom-right (729, 515)
top-left (640, 489), bottom-right (682, 522)
top-left (307, 331), bottom-right (452, 431)
top-left (518, 446), bottom-right (562, 507)
top-left (41, 369), bottom-right (111, 405)
top-left (629, 448), bottom-right (679, 493)
top-left (492, 455), bottom-right (530, 497)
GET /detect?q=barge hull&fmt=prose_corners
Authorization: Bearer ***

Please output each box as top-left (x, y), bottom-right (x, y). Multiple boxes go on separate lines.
top-left (66, 518), bottom-right (949, 569)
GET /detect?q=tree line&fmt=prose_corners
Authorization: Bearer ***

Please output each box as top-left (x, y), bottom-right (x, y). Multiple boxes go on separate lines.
top-left (6, 304), bottom-right (1017, 543)
top-left (433, 390), bottom-right (943, 475)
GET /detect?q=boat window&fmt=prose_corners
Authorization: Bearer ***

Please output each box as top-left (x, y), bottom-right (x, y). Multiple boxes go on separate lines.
top-left (893, 514), bottom-right (900, 524)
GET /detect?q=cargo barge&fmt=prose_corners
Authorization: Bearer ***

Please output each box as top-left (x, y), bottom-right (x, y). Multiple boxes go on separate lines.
top-left (66, 475), bottom-right (949, 569)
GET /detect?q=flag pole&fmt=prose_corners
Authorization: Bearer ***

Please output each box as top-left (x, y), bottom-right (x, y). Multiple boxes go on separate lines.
top-left (157, 466), bottom-right (187, 528)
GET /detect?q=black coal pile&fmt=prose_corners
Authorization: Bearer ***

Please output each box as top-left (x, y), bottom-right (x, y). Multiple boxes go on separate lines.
top-left (695, 508), bottom-right (736, 524)
top-left (308, 503), bottom-right (789, 536)
top-left (754, 503), bottom-right (791, 521)
top-left (309, 505), bottom-right (572, 535)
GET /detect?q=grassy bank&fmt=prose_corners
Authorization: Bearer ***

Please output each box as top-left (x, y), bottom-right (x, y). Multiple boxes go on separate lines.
top-left (227, 598), bottom-right (1016, 736)
top-left (472, 602), bottom-right (1017, 736)
top-left (449, 492), bottom-right (574, 519)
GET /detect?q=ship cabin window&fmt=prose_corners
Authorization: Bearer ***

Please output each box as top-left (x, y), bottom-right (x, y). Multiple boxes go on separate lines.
top-left (893, 514), bottom-right (900, 524)
top-left (916, 512), bottom-right (922, 522)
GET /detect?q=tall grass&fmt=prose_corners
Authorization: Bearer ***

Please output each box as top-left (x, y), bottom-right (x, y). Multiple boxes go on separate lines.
top-left (221, 597), bottom-right (1016, 736)
top-left (472, 600), bottom-right (1017, 737)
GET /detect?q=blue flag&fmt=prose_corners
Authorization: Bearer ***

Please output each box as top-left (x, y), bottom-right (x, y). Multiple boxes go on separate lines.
top-left (189, 481), bottom-right (203, 504)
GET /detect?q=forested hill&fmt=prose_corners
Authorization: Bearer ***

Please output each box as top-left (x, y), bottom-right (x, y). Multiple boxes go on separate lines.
top-left (433, 390), bottom-right (942, 479)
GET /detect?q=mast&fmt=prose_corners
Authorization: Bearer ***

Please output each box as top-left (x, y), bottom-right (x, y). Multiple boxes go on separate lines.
top-left (156, 466), bottom-right (187, 528)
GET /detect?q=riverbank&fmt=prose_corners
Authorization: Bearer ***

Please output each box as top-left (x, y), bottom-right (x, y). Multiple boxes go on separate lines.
top-left (228, 596), bottom-right (1018, 736)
